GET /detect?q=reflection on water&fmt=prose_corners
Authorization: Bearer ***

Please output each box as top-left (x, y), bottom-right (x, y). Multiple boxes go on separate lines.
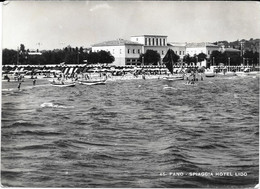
top-left (1, 76), bottom-right (259, 187)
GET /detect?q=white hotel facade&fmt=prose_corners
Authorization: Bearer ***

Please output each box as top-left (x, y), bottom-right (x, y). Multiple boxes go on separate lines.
top-left (92, 35), bottom-right (168, 66)
top-left (92, 39), bottom-right (143, 66)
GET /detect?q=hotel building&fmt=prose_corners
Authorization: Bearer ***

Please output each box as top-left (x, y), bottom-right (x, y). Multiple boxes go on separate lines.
top-left (186, 42), bottom-right (219, 57)
top-left (185, 42), bottom-right (219, 67)
top-left (92, 39), bottom-right (143, 66)
top-left (92, 35), bottom-right (240, 67)
top-left (92, 35), bottom-right (168, 66)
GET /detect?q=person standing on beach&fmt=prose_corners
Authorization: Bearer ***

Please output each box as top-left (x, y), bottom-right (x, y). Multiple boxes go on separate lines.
top-left (33, 79), bottom-right (36, 85)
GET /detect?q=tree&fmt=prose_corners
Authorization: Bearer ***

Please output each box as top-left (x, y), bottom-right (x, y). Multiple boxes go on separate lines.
top-left (253, 52), bottom-right (259, 65)
top-left (242, 50), bottom-right (260, 65)
top-left (98, 50), bottom-right (115, 64)
top-left (139, 49), bottom-right (160, 65)
top-left (87, 52), bottom-right (99, 64)
top-left (226, 51), bottom-right (240, 66)
top-left (18, 44), bottom-right (28, 65)
top-left (2, 49), bottom-right (18, 65)
top-left (20, 44), bottom-right (26, 53)
top-left (244, 50), bottom-right (254, 65)
top-left (41, 49), bottom-right (66, 65)
top-left (197, 52), bottom-right (207, 62)
top-left (183, 54), bottom-right (193, 65)
top-left (190, 54), bottom-right (198, 64)
top-left (79, 47), bottom-right (84, 53)
top-left (64, 51), bottom-right (77, 64)
top-left (27, 54), bottom-right (46, 65)
top-left (210, 50), bottom-right (228, 66)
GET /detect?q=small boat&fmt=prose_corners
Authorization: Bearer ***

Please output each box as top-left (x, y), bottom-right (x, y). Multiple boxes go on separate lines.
top-left (243, 68), bottom-right (259, 76)
top-left (236, 70), bottom-right (259, 77)
top-left (162, 75), bottom-right (184, 81)
top-left (50, 80), bottom-right (75, 87)
top-left (205, 70), bottom-right (215, 77)
top-left (78, 79), bottom-right (107, 86)
top-left (246, 71), bottom-right (259, 76)
top-left (218, 71), bottom-right (237, 77)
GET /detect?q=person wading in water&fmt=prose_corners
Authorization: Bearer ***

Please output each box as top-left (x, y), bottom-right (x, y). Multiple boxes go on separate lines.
top-left (18, 82), bottom-right (22, 90)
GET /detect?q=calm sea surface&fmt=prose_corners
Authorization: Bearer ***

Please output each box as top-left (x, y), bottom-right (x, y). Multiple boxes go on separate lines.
top-left (1, 75), bottom-right (259, 188)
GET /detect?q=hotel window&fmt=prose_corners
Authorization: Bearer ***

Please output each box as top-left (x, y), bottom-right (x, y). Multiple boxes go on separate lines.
top-left (160, 39), bottom-right (162, 46)
top-left (179, 51), bottom-right (181, 55)
top-left (148, 38), bottom-right (151, 46)
top-left (128, 49), bottom-right (130, 54)
top-left (156, 38), bottom-right (158, 46)
top-left (162, 50), bottom-right (164, 55)
top-left (145, 38), bottom-right (147, 45)
top-left (133, 49), bottom-right (135, 54)
top-left (138, 49), bottom-right (140, 54)
top-left (120, 49), bottom-right (122, 54)
top-left (152, 38), bottom-right (155, 46)
top-left (183, 51), bottom-right (184, 55)
top-left (163, 39), bottom-right (166, 46)
top-left (113, 49), bottom-right (115, 54)
top-left (208, 50), bottom-right (210, 54)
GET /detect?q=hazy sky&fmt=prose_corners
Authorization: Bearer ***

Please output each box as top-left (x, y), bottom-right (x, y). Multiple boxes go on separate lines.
top-left (2, 1), bottom-right (260, 50)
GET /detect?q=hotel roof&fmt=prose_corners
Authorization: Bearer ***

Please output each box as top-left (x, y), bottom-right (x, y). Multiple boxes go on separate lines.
top-left (186, 42), bottom-right (218, 48)
top-left (131, 35), bottom-right (168, 37)
top-left (92, 39), bottom-right (143, 47)
top-left (167, 42), bottom-right (187, 47)
top-left (224, 48), bottom-right (240, 52)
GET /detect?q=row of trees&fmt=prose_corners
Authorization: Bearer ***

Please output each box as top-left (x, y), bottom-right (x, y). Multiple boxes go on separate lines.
top-left (2, 44), bottom-right (115, 65)
top-left (160, 49), bottom-right (259, 66)
top-left (209, 50), bottom-right (259, 66)
top-left (138, 49), bottom-right (207, 66)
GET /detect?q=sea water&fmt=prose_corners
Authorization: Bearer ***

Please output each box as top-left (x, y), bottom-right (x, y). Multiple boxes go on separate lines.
top-left (1, 75), bottom-right (259, 187)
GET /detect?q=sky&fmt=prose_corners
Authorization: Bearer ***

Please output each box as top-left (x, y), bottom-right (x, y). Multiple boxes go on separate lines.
top-left (2, 1), bottom-right (260, 50)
